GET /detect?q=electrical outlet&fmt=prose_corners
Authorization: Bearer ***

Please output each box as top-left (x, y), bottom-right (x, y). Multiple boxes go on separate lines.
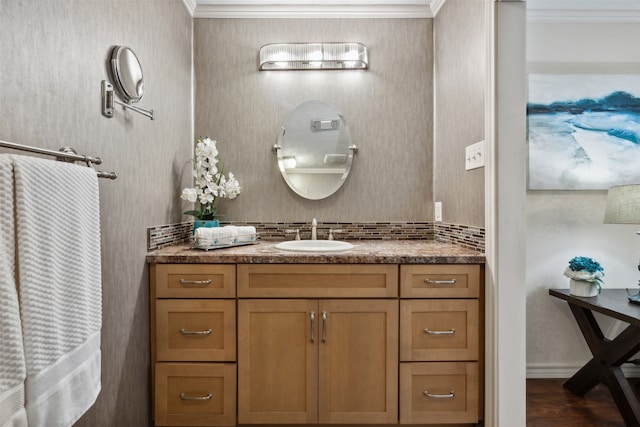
top-left (465, 140), bottom-right (485, 170)
top-left (434, 201), bottom-right (442, 222)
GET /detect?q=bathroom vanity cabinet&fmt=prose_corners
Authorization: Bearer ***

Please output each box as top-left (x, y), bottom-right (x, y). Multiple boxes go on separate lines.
top-left (147, 241), bottom-right (484, 426)
top-left (236, 265), bottom-right (398, 424)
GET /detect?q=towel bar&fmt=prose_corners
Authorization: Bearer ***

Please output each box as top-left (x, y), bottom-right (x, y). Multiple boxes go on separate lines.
top-left (0, 140), bottom-right (117, 179)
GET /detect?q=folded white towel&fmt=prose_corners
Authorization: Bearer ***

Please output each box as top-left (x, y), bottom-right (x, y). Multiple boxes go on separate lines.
top-left (13, 154), bottom-right (102, 427)
top-left (195, 226), bottom-right (236, 245)
top-left (195, 225), bottom-right (257, 245)
top-left (229, 226), bottom-right (257, 242)
top-left (234, 226), bottom-right (256, 235)
top-left (0, 155), bottom-right (28, 427)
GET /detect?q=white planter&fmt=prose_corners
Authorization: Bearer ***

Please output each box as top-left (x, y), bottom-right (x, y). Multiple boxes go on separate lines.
top-left (569, 279), bottom-right (599, 297)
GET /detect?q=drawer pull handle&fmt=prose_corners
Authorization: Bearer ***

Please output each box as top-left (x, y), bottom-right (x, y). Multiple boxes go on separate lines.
top-left (322, 311), bottom-right (327, 343)
top-left (310, 311), bottom-right (315, 343)
top-left (180, 328), bottom-right (212, 336)
top-left (424, 278), bottom-right (457, 285)
top-left (423, 328), bottom-right (455, 335)
top-left (423, 390), bottom-right (455, 399)
top-left (179, 278), bottom-right (212, 286)
top-left (180, 392), bottom-right (213, 401)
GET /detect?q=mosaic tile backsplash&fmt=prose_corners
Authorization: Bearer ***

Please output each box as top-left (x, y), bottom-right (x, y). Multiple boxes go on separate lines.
top-left (148, 220), bottom-right (485, 253)
top-left (434, 222), bottom-right (485, 253)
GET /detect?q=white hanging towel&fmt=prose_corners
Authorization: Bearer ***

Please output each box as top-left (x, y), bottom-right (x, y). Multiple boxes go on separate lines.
top-left (0, 155), bottom-right (27, 427)
top-left (12, 155), bottom-right (102, 427)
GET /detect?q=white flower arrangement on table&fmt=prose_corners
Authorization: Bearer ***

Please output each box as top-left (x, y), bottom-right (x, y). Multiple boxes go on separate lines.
top-left (181, 137), bottom-right (241, 221)
top-left (563, 256), bottom-right (604, 291)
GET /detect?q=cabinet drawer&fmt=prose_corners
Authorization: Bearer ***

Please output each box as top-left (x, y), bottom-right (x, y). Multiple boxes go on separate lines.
top-left (237, 264), bottom-right (398, 298)
top-left (400, 264), bottom-right (481, 298)
top-left (400, 300), bottom-right (479, 361)
top-left (152, 264), bottom-right (236, 298)
top-left (156, 300), bottom-right (236, 361)
top-left (155, 362), bottom-right (236, 426)
top-left (400, 362), bottom-right (479, 424)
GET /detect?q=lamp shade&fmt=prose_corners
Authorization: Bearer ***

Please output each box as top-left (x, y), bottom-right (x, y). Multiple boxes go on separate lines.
top-left (604, 184), bottom-right (640, 224)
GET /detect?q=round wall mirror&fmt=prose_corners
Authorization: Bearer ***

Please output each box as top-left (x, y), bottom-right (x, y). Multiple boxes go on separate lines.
top-left (276, 100), bottom-right (356, 200)
top-left (110, 46), bottom-right (144, 103)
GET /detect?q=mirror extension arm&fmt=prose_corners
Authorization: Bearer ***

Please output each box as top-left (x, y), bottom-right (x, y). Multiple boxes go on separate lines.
top-left (101, 80), bottom-right (154, 120)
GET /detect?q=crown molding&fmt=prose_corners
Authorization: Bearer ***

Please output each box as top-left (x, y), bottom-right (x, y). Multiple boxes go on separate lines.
top-left (429, 0), bottom-right (446, 16)
top-left (193, 3), bottom-right (434, 18)
top-left (182, 0), bottom-right (197, 16)
top-left (527, 0), bottom-right (640, 23)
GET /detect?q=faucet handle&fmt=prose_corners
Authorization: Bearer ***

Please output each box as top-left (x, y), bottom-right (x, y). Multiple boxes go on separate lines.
top-left (285, 229), bottom-right (301, 240)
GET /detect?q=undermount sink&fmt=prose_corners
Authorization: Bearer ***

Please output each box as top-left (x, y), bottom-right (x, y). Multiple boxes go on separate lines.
top-left (275, 240), bottom-right (354, 252)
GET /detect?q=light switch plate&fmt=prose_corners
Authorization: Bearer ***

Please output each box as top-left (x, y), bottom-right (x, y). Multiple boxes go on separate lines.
top-left (434, 201), bottom-right (442, 222)
top-left (465, 140), bottom-right (485, 170)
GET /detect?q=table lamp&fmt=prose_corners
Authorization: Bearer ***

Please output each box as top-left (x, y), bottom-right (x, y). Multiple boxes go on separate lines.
top-left (604, 184), bottom-right (640, 303)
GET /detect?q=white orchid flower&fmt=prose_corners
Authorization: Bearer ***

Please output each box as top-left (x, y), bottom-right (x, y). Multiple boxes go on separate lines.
top-left (182, 136), bottom-right (242, 220)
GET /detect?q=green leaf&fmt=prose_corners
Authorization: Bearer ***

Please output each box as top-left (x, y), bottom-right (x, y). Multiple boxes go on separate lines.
top-left (183, 210), bottom-right (202, 218)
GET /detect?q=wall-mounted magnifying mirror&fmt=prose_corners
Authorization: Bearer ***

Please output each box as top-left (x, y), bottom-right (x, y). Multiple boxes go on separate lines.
top-left (273, 100), bottom-right (357, 200)
top-left (111, 46), bottom-right (145, 103)
top-left (101, 45), bottom-right (154, 120)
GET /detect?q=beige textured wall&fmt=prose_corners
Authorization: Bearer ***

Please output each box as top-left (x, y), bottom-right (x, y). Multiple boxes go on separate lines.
top-left (0, 1), bottom-right (193, 426)
top-left (193, 19), bottom-right (434, 222)
top-left (434, 0), bottom-right (485, 227)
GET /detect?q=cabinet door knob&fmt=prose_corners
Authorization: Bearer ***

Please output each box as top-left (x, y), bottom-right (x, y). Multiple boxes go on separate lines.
top-left (180, 328), bottom-right (213, 336)
top-left (179, 278), bottom-right (212, 286)
top-left (423, 390), bottom-right (455, 399)
top-left (180, 392), bottom-right (213, 401)
top-left (423, 328), bottom-right (455, 335)
top-left (424, 278), bottom-right (456, 285)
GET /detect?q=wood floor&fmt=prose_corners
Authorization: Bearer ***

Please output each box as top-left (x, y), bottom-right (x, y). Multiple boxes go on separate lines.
top-left (527, 379), bottom-right (625, 426)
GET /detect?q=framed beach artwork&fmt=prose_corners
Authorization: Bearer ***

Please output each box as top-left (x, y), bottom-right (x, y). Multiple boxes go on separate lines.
top-left (527, 74), bottom-right (640, 190)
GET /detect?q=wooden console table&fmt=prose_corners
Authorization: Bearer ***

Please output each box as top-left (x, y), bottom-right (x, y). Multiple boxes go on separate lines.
top-left (549, 288), bottom-right (640, 427)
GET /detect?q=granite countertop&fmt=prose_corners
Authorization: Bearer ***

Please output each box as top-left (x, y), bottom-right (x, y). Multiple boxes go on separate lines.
top-left (146, 240), bottom-right (485, 264)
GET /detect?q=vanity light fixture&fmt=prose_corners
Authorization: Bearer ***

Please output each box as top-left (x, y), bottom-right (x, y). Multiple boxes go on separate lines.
top-left (259, 43), bottom-right (368, 71)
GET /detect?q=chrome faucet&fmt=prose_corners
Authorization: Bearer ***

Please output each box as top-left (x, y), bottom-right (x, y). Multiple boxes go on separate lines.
top-left (311, 218), bottom-right (317, 240)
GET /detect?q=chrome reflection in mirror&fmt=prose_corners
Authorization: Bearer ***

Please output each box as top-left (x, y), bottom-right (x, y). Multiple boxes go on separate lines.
top-left (111, 46), bottom-right (144, 102)
top-left (274, 100), bottom-right (357, 200)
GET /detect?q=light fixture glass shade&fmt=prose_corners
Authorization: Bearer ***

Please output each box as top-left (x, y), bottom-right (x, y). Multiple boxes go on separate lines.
top-left (259, 42), bottom-right (368, 71)
top-left (604, 184), bottom-right (640, 224)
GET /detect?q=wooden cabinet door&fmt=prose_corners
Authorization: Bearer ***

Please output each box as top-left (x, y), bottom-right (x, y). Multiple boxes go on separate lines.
top-left (237, 299), bottom-right (318, 424)
top-left (318, 299), bottom-right (399, 424)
